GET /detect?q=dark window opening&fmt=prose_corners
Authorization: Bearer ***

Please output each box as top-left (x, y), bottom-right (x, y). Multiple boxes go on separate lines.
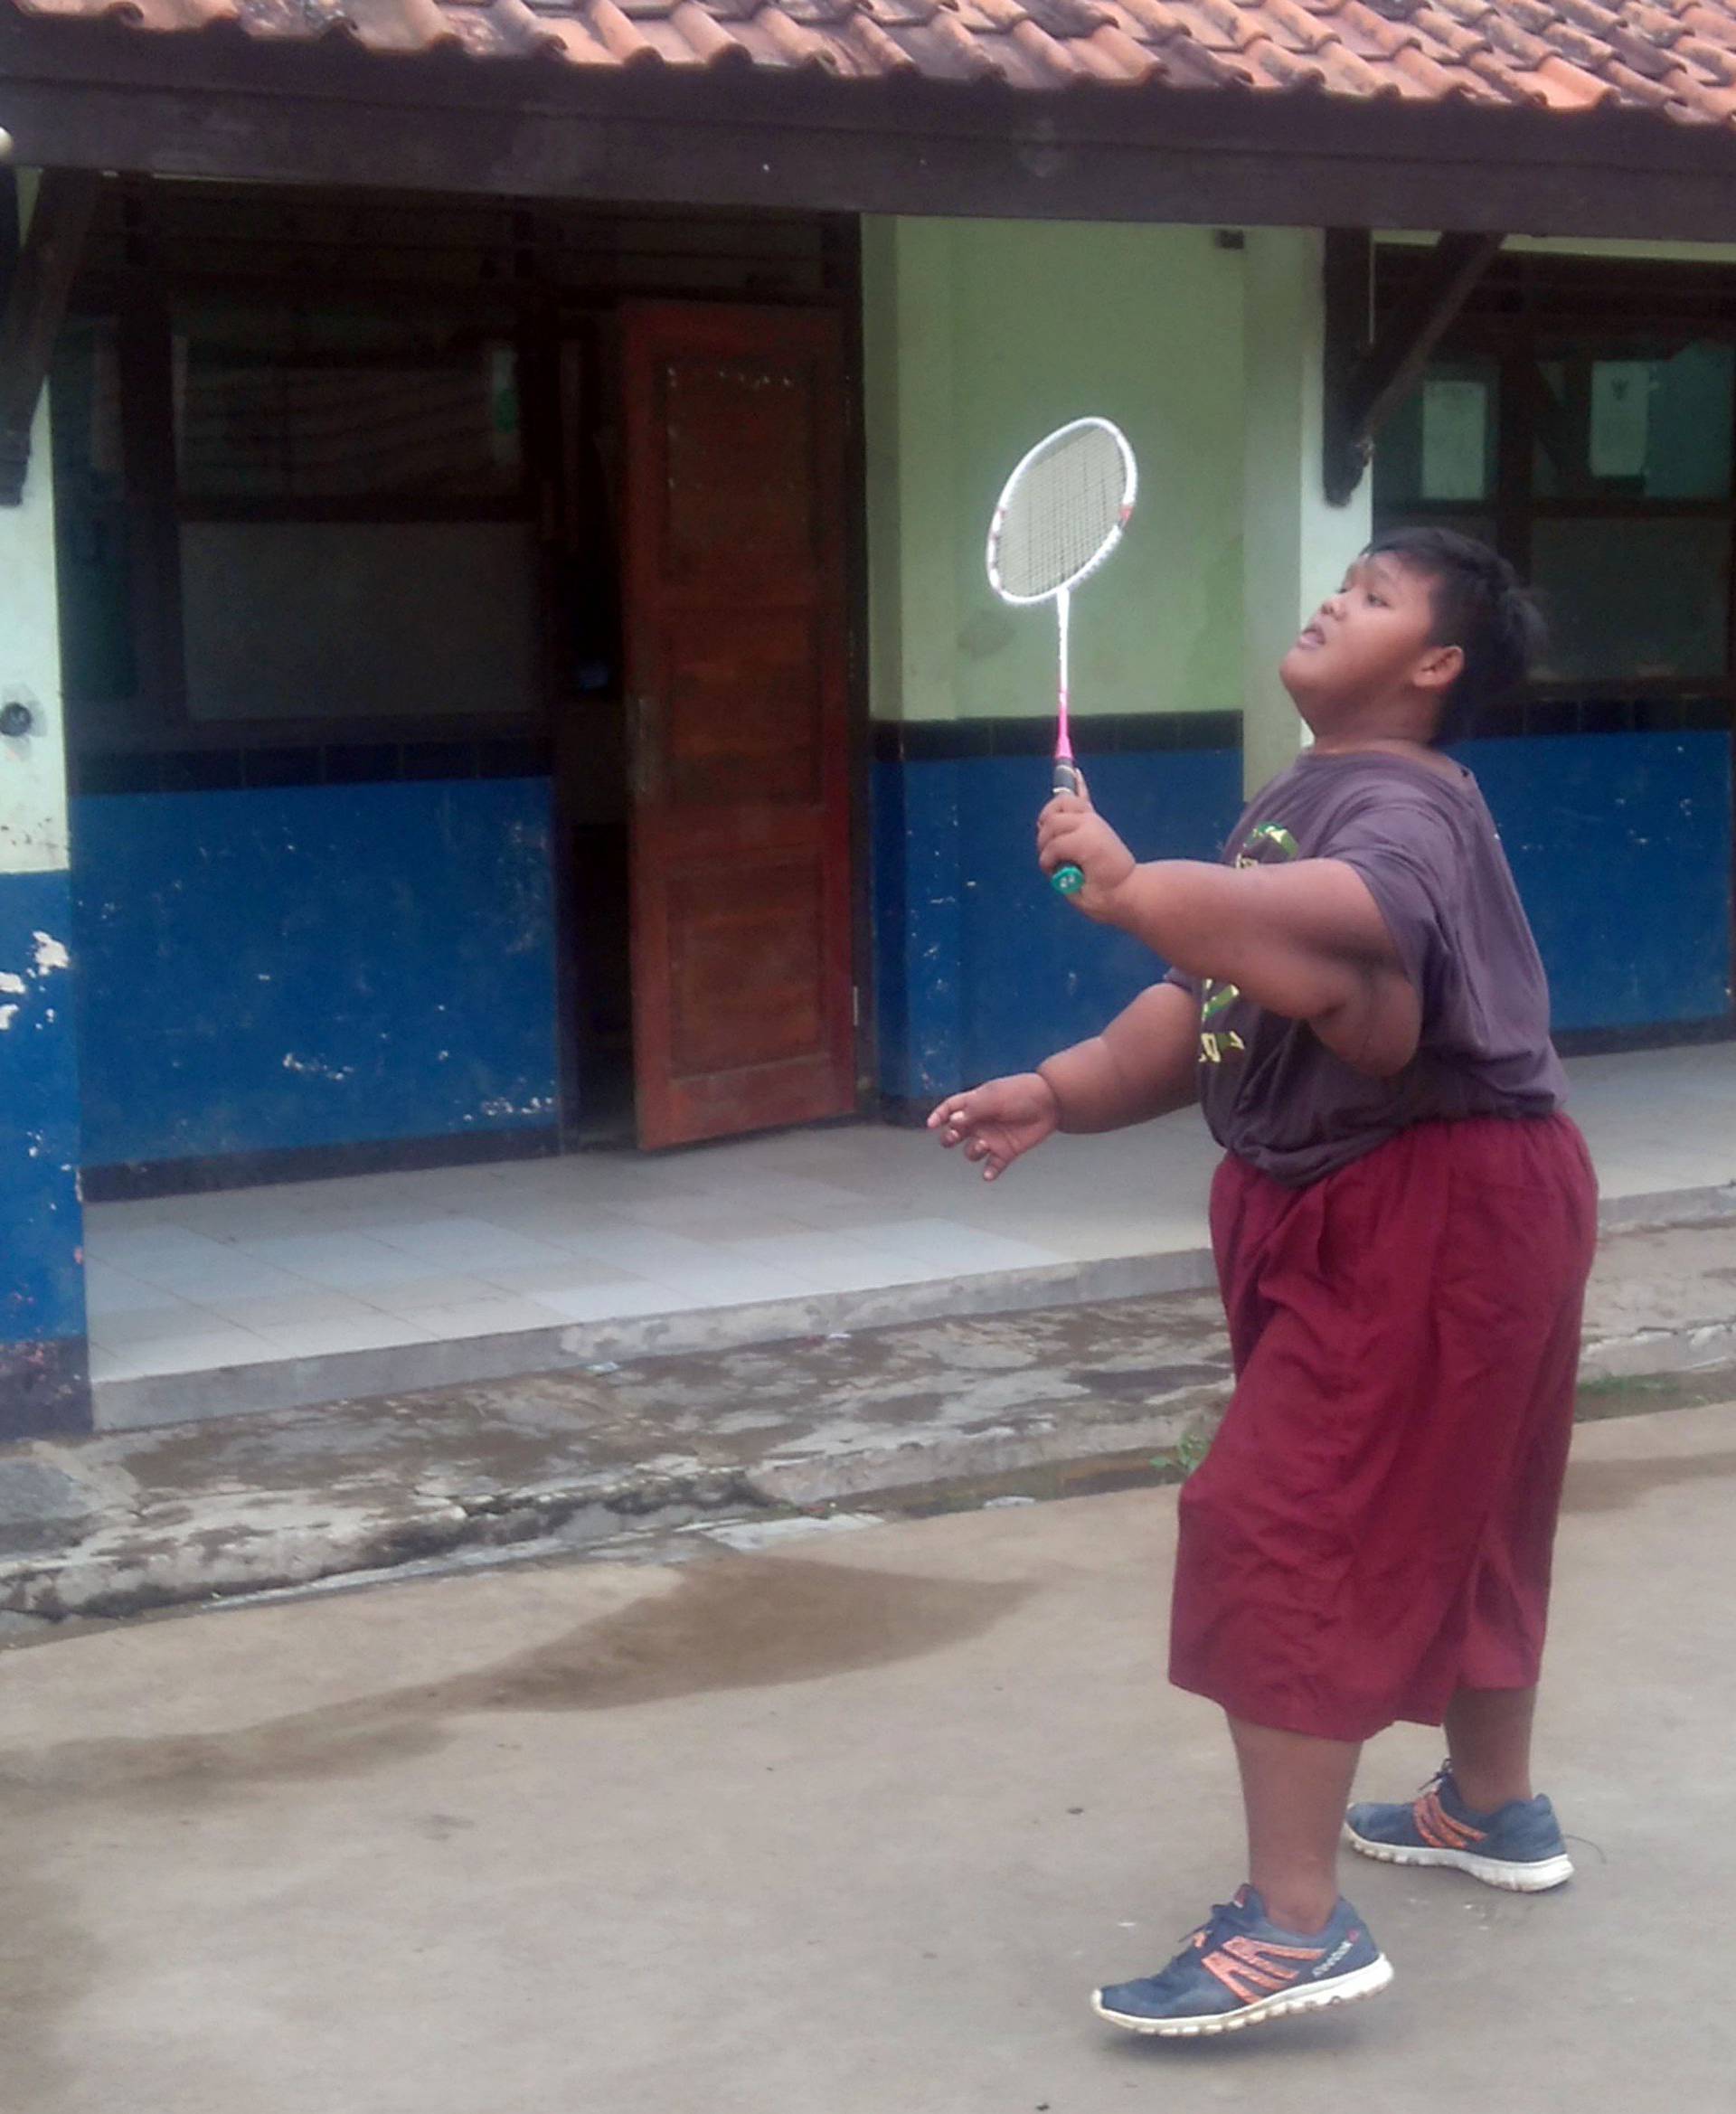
top-left (1373, 248), bottom-right (1736, 708)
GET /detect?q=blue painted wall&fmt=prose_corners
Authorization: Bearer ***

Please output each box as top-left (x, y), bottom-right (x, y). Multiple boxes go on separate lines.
top-left (1461, 731), bottom-right (1731, 1034)
top-left (71, 779), bottom-right (560, 1166)
top-left (55, 731), bottom-right (1736, 1173)
top-left (875, 730), bottom-right (1733, 1099)
top-left (874, 744), bottom-right (1244, 1099)
top-left (0, 868), bottom-right (86, 1345)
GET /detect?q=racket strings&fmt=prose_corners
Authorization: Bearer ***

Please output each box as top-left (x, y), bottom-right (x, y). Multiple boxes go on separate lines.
top-left (995, 423), bottom-right (1128, 601)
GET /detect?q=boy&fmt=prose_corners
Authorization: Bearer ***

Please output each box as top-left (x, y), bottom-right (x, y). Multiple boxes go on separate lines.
top-left (929, 528), bottom-right (1597, 2038)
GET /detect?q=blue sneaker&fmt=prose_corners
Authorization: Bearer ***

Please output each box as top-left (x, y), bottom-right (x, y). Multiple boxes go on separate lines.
top-left (1344, 1764), bottom-right (1573, 1892)
top-left (1092, 1885), bottom-right (1392, 2038)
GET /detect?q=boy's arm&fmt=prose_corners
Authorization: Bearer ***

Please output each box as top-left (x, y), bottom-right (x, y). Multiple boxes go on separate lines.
top-left (1040, 979), bottom-right (1201, 1132)
top-left (928, 982), bottom-right (1199, 1180)
top-left (1038, 800), bottom-right (1421, 1077)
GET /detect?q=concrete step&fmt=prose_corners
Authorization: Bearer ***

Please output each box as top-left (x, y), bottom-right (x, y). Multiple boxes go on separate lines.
top-left (5, 1212), bottom-right (1736, 1629)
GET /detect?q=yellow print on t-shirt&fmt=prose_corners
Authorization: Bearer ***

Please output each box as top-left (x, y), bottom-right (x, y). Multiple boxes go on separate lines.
top-left (1198, 820), bottom-right (1301, 1064)
top-left (1198, 977), bottom-right (1246, 1065)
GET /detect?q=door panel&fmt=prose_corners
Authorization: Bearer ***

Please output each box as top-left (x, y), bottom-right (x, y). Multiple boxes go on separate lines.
top-left (667, 860), bottom-right (826, 1075)
top-left (664, 608), bottom-right (822, 807)
top-left (621, 303), bottom-right (855, 1150)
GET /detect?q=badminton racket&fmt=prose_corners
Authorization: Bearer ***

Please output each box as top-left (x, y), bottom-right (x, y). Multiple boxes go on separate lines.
top-left (986, 417), bottom-right (1137, 895)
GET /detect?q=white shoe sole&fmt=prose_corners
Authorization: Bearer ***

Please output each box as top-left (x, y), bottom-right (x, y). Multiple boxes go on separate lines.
top-left (1343, 1821), bottom-right (1573, 1892)
top-left (1091, 1954), bottom-right (1394, 2038)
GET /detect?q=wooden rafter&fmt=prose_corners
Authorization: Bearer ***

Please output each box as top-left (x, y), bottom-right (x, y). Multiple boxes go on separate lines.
top-left (0, 166), bottom-right (99, 506)
top-left (1323, 228), bottom-right (1505, 506)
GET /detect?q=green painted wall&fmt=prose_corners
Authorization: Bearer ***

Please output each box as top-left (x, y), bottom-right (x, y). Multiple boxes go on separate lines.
top-left (862, 217), bottom-right (1736, 738)
top-left (863, 218), bottom-right (1245, 724)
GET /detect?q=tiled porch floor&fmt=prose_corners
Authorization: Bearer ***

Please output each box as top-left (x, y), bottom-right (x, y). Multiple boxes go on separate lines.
top-left (83, 1042), bottom-right (1736, 1386)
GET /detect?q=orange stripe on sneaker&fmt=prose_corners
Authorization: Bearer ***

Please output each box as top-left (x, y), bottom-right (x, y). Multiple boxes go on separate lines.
top-left (1201, 1935), bottom-right (1320, 2005)
top-left (1413, 1788), bottom-right (1486, 1851)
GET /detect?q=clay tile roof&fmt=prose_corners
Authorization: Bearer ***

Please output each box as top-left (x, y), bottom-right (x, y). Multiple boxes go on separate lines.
top-left (14, 0), bottom-right (1736, 122)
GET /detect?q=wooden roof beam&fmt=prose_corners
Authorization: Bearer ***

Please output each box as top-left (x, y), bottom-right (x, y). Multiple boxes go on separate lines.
top-left (0, 166), bottom-right (99, 506)
top-left (1323, 228), bottom-right (1505, 507)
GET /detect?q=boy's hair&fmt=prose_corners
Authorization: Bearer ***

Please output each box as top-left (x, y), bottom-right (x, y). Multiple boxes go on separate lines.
top-left (1363, 526), bottom-right (1545, 746)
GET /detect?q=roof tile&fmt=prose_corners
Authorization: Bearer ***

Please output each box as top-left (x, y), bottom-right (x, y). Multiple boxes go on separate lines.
top-left (1402, 5), bottom-right (1494, 62)
top-left (1528, 51), bottom-right (1617, 104)
top-left (1680, 32), bottom-right (1736, 78)
top-left (1329, 3), bottom-right (1421, 59)
top-left (16, 0), bottom-right (1736, 132)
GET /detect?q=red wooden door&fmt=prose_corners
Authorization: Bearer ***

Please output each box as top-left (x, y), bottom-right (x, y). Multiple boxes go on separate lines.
top-left (620, 303), bottom-right (856, 1150)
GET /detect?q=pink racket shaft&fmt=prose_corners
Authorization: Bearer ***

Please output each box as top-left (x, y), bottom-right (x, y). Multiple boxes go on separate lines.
top-left (1051, 586), bottom-right (1084, 896)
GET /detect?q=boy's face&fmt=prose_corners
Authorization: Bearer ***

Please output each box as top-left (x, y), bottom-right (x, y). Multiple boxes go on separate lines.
top-left (1279, 552), bottom-right (1462, 736)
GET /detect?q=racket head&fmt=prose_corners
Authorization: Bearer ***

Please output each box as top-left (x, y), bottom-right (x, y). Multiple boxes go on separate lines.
top-left (986, 416), bottom-right (1137, 609)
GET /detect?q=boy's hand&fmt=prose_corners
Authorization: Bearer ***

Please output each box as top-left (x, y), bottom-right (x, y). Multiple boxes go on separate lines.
top-left (1037, 781), bottom-right (1137, 920)
top-left (928, 1072), bottom-right (1059, 1182)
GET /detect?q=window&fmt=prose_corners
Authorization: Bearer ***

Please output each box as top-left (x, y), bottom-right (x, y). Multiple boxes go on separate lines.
top-left (52, 297), bottom-right (542, 733)
top-left (175, 303), bottom-right (521, 503)
top-left (1373, 252), bottom-right (1736, 698)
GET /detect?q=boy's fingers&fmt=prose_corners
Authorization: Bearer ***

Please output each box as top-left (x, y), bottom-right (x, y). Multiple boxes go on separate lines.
top-left (1036, 821), bottom-right (1074, 865)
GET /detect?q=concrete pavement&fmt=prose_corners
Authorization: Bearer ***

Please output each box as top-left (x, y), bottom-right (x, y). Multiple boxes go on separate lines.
top-left (82, 1042), bottom-right (1736, 1426)
top-left (2, 1394), bottom-right (1731, 2114)
top-left (2, 1214), bottom-right (1735, 1623)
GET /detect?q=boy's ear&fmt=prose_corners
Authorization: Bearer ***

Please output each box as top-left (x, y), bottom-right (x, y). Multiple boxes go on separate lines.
top-left (1413, 642), bottom-right (1464, 695)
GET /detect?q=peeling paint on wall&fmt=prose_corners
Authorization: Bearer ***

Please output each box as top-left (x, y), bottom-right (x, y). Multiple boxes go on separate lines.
top-left (0, 868), bottom-right (88, 1359)
top-left (281, 1053), bottom-right (358, 1084)
top-left (0, 393), bottom-right (74, 883)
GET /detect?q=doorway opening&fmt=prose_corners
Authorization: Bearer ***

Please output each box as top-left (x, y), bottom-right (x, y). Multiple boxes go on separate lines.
top-left (51, 181), bottom-right (865, 1194)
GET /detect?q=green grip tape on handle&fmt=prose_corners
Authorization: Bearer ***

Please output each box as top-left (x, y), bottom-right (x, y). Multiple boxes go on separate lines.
top-left (1051, 758), bottom-right (1083, 896)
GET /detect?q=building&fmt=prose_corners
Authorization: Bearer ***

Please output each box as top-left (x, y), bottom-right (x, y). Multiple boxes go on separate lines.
top-left (1, 1), bottom-right (1733, 1439)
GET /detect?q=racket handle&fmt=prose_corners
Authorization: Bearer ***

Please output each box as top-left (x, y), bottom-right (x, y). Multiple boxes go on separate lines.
top-left (1051, 759), bottom-right (1084, 896)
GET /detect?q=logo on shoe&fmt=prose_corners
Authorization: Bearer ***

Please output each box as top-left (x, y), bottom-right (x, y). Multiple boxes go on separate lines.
top-left (1312, 1932), bottom-right (1359, 1977)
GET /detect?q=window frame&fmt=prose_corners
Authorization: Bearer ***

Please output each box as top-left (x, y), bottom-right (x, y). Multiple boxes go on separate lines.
top-left (56, 272), bottom-right (549, 749)
top-left (1373, 247), bottom-right (1736, 706)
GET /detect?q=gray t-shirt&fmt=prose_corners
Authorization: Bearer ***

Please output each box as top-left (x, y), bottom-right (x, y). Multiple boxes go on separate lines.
top-left (1170, 750), bottom-right (1566, 1187)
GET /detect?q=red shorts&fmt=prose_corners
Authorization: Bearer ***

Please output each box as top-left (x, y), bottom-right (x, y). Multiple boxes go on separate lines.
top-left (1169, 1114), bottom-right (1599, 1742)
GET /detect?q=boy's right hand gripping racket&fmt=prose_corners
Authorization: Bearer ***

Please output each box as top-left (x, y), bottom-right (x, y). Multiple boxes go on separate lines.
top-left (986, 417), bottom-right (1137, 896)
